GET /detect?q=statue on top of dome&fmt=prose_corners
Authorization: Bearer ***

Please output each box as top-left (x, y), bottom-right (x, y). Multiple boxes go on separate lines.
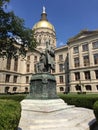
top-left (43, 6), bottom-right (46, 13)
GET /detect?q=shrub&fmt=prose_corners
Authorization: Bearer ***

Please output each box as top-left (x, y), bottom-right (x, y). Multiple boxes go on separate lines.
top-left (0, 94), bottom-right (26, 102)
top-left (93, 101), bottom-right (98, 123)
top-left (0, 99), bottom-right (21, 130)
top-left (58, 93), bottom-right (98, 109)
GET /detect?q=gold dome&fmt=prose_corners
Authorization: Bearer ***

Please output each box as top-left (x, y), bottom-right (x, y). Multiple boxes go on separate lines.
top-left (33, 7), bottom-right (55, 31)
top-left (33, 20), bottom-right (55, 31)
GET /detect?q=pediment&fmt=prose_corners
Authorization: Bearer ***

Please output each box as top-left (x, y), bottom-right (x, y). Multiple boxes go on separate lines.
top-left (68, 30), bottom-right (98, 42)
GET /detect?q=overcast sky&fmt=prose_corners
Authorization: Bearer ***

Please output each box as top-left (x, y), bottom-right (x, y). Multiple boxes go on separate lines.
top-left (7, 0), bottom-right (98, 47)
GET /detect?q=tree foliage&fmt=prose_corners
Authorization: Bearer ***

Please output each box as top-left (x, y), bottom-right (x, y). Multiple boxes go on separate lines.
top-left (0, 0), bottom-right (37, 58)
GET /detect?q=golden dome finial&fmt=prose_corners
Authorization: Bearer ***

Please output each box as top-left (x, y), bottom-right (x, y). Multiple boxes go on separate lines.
top-left (43, 6), bottom-right (46, 13)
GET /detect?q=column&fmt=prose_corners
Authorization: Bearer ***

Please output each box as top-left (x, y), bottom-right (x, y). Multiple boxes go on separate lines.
top-left (80, 71), bottom-right (85, 81)
top-left (10, 75), bottom-right (13, 83)
top-left (70, 72), bottom-right (75, 82)
top-left (88, 42), bottom-right (94, 66)
top-left (90, 70), bottom-right (96, 80)
top-left (11, 59), bottom-right (14, 71)
top-left (69, 47), bottom-right (74, 69)
top-left (79, 45), bottom-right (83, 67)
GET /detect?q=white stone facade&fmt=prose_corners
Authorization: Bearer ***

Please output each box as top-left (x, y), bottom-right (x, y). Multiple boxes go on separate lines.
top-left (68, 30), bottom-right (98, 93)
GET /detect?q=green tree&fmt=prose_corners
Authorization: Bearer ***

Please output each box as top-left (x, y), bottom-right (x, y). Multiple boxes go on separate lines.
top-left (0, 0), bottom-right (37, 58)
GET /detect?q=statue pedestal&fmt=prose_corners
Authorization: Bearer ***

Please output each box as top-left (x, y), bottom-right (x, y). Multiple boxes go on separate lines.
top-left (18, 73), bottom-right (95, 130)
top-left (27, 73), bottom-right (58, 99)
top-left (20, 99), bottom-right (74, 113)
top-left (18, 99), bottom-right (95, 130)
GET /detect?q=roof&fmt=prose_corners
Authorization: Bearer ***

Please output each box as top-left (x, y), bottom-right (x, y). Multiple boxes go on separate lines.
top-left (67, 30), bottom-right (98, 43)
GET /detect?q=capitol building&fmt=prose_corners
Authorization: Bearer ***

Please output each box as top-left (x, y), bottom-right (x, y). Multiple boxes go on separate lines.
top-left (0, 7), bottom-right (98, 94)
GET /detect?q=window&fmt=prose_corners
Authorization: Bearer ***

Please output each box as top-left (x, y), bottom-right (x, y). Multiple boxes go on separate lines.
top-left (83, 55), bottom-right (89, 66)
top-left (84, 71), bottom-right (90, 80)
top-left (26, 76), bottom-right (29, 84)
top-left (52, 69), bottom-right (55, 73)
top-left (26, 64), bottom-right (30, 72)
top-left (5, 87), bottom-right (9, 93)
top-left (75, 85), bottom-right (81, 91)
top-left (74, 57), bottom-right (79, 67)
top-left (85, 85), bottom-right (92, 90)
top-left (75, 72), bottom-right (80, 80)
top-left (92, 41), bottom-right (98, 49)
top-left (34, 64), bottom-right (36, 72)
top-left (73, 46), bottom-right (79, 53)
top-left (13, 87), bottom-right (17, 92)
top-left (14, 57), bottom-right (18, 71)
top-left (59, 54), bottom-right (63, 61)
top-left (25, 87), bottom-right (28, 92)
top-left (6, 57), bottom-right (11, 70)
top-left (59, 76), bottom-right (64, 83)
top-left (94, 54), bottom-right (98, 64)
top-left (59, 64), bottom-right (63, 72)
top-left (34, 56), bottom-right (37, 62)
top-left (60, 87), bottom-right (64, 91)
top-left (5, 74), bottom-right (10, 82)
top-left (13, 76), bottom-right (17, 83)
top-left (82, 44), bottom-right (88, 51)
top-left (27, 56), bottom-right (30, 61)
top-left (96, 85), bottom-right (98, 90)
top-left (95, 70), bottom-right (98, 79)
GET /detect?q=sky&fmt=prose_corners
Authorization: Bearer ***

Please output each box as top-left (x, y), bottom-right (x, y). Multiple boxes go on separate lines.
top-left (7, 0), bottom-right (98, 47)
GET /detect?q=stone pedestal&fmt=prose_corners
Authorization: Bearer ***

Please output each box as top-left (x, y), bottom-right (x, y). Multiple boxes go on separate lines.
top-left (26, 73), bottom-right (58, 99)
top-left (20, 99), bottom-right (74, 113)
top-left (18, 73), bottom-right (96, 130)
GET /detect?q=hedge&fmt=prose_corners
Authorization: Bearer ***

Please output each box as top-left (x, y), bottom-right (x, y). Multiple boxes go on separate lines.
top-left (0, 99), bottom-right (21, 130)
top-left (0, 94), bottom-right (26, 102)
top-left (93, 101), bottom-right (98, 123)
top-left (58, 93), bottom-right (98, 109)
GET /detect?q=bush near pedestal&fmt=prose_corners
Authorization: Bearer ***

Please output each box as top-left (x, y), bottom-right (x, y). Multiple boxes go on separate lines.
top-left (0, 99), bottom-right (21, 130)
top-left (93, 101), bottom-right (98, 123)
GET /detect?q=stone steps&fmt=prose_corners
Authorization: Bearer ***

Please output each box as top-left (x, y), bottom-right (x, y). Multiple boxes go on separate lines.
top-left (18, 99), bottom-right (96, 130)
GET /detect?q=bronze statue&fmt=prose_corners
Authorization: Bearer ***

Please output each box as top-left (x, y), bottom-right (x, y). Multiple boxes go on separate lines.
top-left (36, 41), bottom-right (55, 73)
top-left (35, 51), bottom-right (46, 73)
top-left (45, 41), bottom-right (55, 72)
